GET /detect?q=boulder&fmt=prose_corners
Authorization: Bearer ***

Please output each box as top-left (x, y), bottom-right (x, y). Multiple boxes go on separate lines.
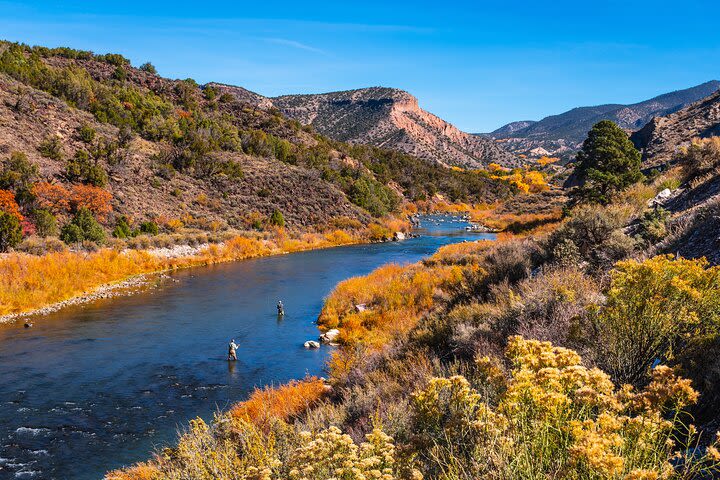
top-left (304, 340), bottom-right (320, 349)
top-left (320, 328), bottom-right (340, 344)
top-left (648, 188), bottom-right (673, 207)
top-left (393, 231), bottom-right (406, 241)
top-left (354, 304), bottom-right (368, 313)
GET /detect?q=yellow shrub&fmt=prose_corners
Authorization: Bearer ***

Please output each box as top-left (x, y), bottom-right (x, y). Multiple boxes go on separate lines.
top-left (324, 229), bottom-right (353, 245)
top-left (318, 262), bottom-right (464, 352)
top-left (410, 336), bottom-right (720, 479)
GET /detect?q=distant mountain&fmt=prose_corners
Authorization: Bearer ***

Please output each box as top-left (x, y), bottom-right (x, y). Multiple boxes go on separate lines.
top-left (206, 82), bottom-right (274, 110)
top-left (272, 87), bottom-right (521, 169)
top-left (214, 85), bottom-right (520, 169)
top-left (487, 120), bottom-right (536, 137)
top-left (487, 81), bottom-right (720, 160)
top-left (631, 89), bottom-right (720, 167)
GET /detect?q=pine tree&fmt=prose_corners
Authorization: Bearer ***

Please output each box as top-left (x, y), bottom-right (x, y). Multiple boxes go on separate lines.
top-left (574, 120), bottom-right (643, 204)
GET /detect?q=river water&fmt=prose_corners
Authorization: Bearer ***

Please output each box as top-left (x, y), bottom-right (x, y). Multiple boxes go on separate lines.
top-left (0, 216), bottom-right (491, 480)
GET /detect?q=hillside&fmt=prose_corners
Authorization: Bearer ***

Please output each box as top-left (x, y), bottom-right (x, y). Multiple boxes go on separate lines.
top-left (487, 81), bottom-right (720, 160)
top-left (631, 89), bottom-right (720, 167)
top-left (269, 87), bottom-right (522, 169)
top-left (488, 119), bottom-right (536, 137)
top-left (208, 84), bottom-right (521, 169)
top-left (0, 42), bottom-right (515, 244)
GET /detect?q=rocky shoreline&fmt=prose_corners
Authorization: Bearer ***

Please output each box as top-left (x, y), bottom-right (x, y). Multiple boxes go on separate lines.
top-left (0, 234), bottom-right (408, 326)
top-left (0, 243), bottom-right (212, 325)
top-left (0, 273), bottom-right (172, 324)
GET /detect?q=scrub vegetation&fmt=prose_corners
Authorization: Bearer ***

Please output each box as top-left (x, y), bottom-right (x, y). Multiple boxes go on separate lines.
top-left (0, 217), bottom-right (408, 317)
top-left (109, 126), bottom-right (720, 479)
top-left (0, 41), bottom-right (546, 318)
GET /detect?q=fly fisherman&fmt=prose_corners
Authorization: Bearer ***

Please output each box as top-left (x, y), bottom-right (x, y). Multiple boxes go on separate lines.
top-left (227, 339), bottom-right (238, 361)
top-left (277, 300), bottom-right (285, 316)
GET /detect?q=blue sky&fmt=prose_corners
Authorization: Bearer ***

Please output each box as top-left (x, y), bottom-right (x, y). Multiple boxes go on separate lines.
top-left (1, 0), bottom-right (718, 132)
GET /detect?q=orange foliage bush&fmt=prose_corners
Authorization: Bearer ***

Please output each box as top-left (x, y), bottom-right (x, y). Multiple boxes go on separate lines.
top-left (0, 189), bottom-right (23, 221)
top-left (229, 377), bottom-right (326, 427)
top-left (318, 261), bottom-right (465, 349)
top-left (536, 155), bottom-right (559, 166)
top-left (32, 182), bottom-right (71, 214)
top-left (0, 218), bottom-right (403, 316)
top-left (106, 463), bottom-right (161, 480)
top-left (71, 184), bottom-right (113, 222)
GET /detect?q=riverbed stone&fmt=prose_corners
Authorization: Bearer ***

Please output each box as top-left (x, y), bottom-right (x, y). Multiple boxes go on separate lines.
top-left (319, 329), bottom-right (340, 344)
top-left (304, 340), bottom-right (320, 349)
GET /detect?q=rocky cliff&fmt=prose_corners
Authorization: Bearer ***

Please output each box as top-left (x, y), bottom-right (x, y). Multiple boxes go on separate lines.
top-left (270, 87), bottom-right (521, 169)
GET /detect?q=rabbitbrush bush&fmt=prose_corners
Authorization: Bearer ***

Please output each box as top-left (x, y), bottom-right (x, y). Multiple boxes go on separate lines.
top-left (109, 337), bottom-right (720, 480)
top-left (409, 336), bottom-right (720, 480)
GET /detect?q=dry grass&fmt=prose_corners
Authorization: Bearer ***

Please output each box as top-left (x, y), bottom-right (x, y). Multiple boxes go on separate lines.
top-left (318, 262), bottom-right (465, 349)
top-left (229, 377), bottom-right (327, 427)
top-left (0, 219), bottom-right (410, 317)
top-left (106, 463), bottom-right (161, 480)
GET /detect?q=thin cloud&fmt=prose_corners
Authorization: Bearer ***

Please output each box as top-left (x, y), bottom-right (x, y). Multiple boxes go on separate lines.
top-left (265, 37), bottom-right (328, 55)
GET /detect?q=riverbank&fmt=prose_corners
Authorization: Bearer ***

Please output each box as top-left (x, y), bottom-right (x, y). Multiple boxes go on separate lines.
top-left (0, 217), bottom-right (480, 480)
top-left (109, 211), bottom-right (720, 479)
top-left (0, 220), bottom-right (409, 322)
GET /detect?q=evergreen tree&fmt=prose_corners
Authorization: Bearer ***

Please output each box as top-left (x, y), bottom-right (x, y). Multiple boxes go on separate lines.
top-left (269, 209), bottom-right (285, 227)
top-left (61, 207), bottom-right (105, 244)
top-left (33, 209), bottom-right (58, 237)
top-left (574, 120), bottom-right (643, 204)
top-left (0, 211), bottom-right (22, 252)
top-left (112, 215), bottom-right (133, 238)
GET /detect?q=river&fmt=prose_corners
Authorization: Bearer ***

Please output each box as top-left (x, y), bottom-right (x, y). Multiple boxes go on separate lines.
top-left (0, 216), bottom-right (491, 479)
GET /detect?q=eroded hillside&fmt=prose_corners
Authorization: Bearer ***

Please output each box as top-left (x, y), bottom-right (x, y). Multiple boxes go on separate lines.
top-left (0, 42), bottom-right (515, 236)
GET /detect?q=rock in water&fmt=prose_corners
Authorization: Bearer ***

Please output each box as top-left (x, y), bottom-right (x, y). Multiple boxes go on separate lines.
top-left (304, 340), bottom-right (320, 349)
top-left (320, 329), bottom-right (340, 344)
top-left (393, 231), bottom-right (406, 241)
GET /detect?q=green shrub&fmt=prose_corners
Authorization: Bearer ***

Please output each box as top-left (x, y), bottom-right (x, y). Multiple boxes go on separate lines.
top-left (77, 124), bottom-right (96, 143)
top-left (33, 209), bottom-right (58, 237)
top-left (112, 215), bottom-right (133, 239)
top-left (0, 211), bottom-right (22, 251)
top-left (348, 176), bottom-right (400, 217)
top-left (38, 135), bottom-right (64, 160)
top-left (0, 151), bottom-right (38, 204)
top-left (65, 150), bottom-right (108, 186)
top-left (139, 62), bottom-right (157, 75)
top-left (61, 207), bottom-right (105, 244)
top-left (139, 221), bottom-right (159, 236)
top-left (59, 223), bottom-right (83, 243)
top-left (678, 137), bottom-right (720, 179)
top-left (636, 207), bottom-right (670, 244)
top-left (111, 66), bottom-right (126, 81)
top-left (221, 160), bottom-right (244, 179)
top-left (547, 205), bottom-right (635, 270)
top-left (269, 209), bottom-right (285, 227)
top-left (203, 85), bottom-right (217, 101)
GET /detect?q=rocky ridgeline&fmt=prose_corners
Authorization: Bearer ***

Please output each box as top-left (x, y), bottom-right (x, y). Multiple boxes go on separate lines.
top-left (212, 85), bottom-right (520, 169)
top-left (632, 90), bottom-right (720, 167)
top-left (486, 80), bottom-right (720, 161)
